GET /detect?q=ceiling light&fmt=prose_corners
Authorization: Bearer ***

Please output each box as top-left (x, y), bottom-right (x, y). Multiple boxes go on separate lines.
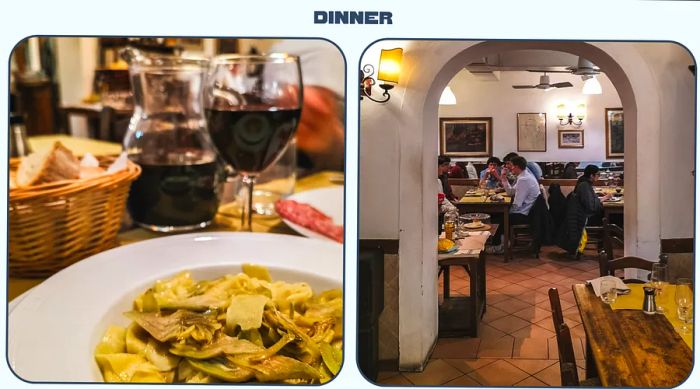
top-left (439, 86), bottom-right (457, 105)
top-left (582, 76), bottom-right (602, 95)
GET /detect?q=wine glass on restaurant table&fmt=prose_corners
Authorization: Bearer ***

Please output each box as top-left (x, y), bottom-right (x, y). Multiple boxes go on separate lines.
top-left (650, 262), bottom-right (668, 313)
top-left (206, 54), bottom-right (302, 231)
top-left (674, 278), bottom-right (693, 334)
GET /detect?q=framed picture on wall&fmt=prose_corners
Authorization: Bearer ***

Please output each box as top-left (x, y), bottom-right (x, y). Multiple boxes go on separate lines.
top-left (558, 129), bottom-right (584, 148)
top-left (605, 108), bottom-right (624, 158)
top-left (439, 117), bottom-right (492, 157)
top-left (516, 112), bottom-right (547, 152)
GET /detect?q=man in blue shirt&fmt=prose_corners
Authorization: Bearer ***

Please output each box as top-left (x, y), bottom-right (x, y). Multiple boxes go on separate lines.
top-left (502, 152), bottom-right (542, 182)
top-left (479, 156), bottom-right (503, 189)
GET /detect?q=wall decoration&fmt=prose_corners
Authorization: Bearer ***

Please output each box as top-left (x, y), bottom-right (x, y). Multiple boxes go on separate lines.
top-left (605, 107), bottom-right (624, 158)
top-left (439, 117), bottom-right (492, 157)
top-left (517, 112), bottom-right (547, 152)
top-left (558, 129), bottom-right (584, 148)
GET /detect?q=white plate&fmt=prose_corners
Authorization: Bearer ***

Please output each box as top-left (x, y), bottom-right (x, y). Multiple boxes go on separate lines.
top-left (281, 186), bottom-right (344, 242)
top-left (8, 232), bottom-right (343, 382)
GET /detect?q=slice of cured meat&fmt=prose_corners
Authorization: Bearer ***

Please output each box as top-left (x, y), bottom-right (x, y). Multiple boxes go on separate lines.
top-left (275, 200), bottom-right (343, 243)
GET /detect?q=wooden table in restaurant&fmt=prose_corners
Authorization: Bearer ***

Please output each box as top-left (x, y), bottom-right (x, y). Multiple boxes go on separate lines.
top-left (456, 193), bottom-right (512, 261)
top-left (437, 227), bottom-right (494, 337)
top-left (597, 187), bottom-right (624, 221)
top-left (9, 136), bottom-right (343, 301)
top-left (572, 283), bottom-right (692, 387)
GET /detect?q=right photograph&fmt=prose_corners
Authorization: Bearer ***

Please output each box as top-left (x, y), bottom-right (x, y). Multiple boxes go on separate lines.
top-left (358, 40), bottom-right (695, 387)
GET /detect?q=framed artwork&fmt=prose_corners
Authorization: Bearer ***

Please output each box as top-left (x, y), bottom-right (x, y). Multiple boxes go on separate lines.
top-left (605, 108), bottom-right (624, 158)
top-left (517, 112), bottom-right (547, 152)
top-left (558, 129), bottom-right (584, 148)
top-left (439, 117), bottom-right (492, 157)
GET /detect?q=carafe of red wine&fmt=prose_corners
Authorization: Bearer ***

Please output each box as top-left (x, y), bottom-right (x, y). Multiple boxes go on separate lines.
top-left (122, 49), bottom-right (224, 232)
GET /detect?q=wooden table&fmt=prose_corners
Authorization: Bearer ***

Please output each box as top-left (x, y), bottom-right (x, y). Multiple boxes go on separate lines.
top-left (598, 187), bottom-right (624, 221)
top-left (572, 284), bottom-right (692, 387)
top-left (456, 194), bottom-right (512, 261)
top-left (437, 228), bottom-right (493, 337)
top-left (9, 136), bottom-right (343, 301)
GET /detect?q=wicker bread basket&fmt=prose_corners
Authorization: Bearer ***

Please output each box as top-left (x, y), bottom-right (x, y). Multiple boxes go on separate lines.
top-left (9, 156), bottom-right (141, 277)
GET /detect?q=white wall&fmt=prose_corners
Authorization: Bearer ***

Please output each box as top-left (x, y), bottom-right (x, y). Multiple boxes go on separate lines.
top-left (438, 70), bottom-right (622, 162)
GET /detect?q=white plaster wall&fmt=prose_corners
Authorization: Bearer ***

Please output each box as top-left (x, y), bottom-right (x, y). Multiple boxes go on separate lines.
top-left (438, 70), bottom-right (622, 162)
top-left (55, 37), bottom-right (98, 138)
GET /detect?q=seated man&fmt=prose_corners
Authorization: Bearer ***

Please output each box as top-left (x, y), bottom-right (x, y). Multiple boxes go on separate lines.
top-left (438, 155), bottom-right (458, 201)
top-left (479, 156), bottom-right (503, 189)
top-left (503, 152), bottom-right (542, 182)
top-left (487, 156), bottom-right (541, 254)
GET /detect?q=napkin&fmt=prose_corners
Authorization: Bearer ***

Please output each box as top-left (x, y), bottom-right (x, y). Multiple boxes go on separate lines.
top-left (106, 152), bottom-right (129, 174)
top-left (586, 275), bottom-right (630, 297)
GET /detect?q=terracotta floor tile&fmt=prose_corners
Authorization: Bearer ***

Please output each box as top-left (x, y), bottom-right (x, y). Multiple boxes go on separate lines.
top-left (511, 290), bottom-right (539, 305)
top-left (510, 324), bottom-right (555, 339)
top-left (482, 305), bottom-right (510, 323)
top-left (478, 322), bottom-right (509, 342)
top-left (555, 277), bottom-right (581, 290)
top-left (402, 359), bottom-right (463, 385)
top-left (443, 358), bottom-right (498, 374)
top-left (491, 297), bottom-right (533, 314)
top-left (478, 336), bottom-right (515, 358)
top-left (572, 337), bottom-right (585, 360)
top-left (512, 337), bottom-right (549, 359)
top-left (468, 359), bottom-right (529, 386)
top-left (558, 290), bottom-right (578, 304)
top-left (488, 315), bottom-right (531, 334)
top-left (506, 358), bottom-right (557, 375)
top-left (534, 292), bottom-right (552, 304)
top-left (535, 272), bottom-right (569, 283)
top-left (547, 337), bottom-right (580, 360)
top-left (497, 272), bottom-right (533, 283)
top-left (486, 291), bottom-right (512, 305)
top-left (534, 362), bottom-right (562, 386)
top-left (376, 370), bottom-right (400, 381)
top-left (514, 376), bottom-right (549, 386)
top-left (498, 283), bottom-right (531, 296)
top-left (377, 373), bottom-right (412, 385)
top-left (431, 337), bottom-right (481, 359)
top-left (486, 278), bottom-right (511, 291)
top-left (512, 306), bottom-right (552, 324)
top-left (570, 323), bottom-right (587, 339)
top-left (534, 317), bottom-right (556, 333)
top-left (556, 267), bottom-right (585, 277)
top-left (444, 374), bottom-right (482, 386)
top-left (516, 277), bottom-right (553, 289)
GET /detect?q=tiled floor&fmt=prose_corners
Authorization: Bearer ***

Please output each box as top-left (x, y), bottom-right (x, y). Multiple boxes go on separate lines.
top-left (377, 246), bottom-right (600, 387)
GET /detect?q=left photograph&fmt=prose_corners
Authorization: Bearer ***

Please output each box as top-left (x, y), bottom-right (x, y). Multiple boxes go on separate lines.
top-left (8, 37), bottom-right (345, 384)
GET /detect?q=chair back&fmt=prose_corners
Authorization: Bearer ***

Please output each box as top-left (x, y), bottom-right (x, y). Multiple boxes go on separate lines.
top-left (600, 218), bottom-right (625, 276)
top-left (548, 288), bottom-right (580, 386)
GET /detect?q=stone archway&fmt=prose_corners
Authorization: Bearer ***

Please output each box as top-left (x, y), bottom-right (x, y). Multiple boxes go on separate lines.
top-left (392, 40), bottom-right (660, 369)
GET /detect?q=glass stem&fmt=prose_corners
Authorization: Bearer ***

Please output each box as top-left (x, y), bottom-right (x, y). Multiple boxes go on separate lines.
top-left (241, 175), bottom-right (257, 232)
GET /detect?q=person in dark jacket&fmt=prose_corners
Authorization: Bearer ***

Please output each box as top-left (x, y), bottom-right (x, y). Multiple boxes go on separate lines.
top-left (558, 165), bottom-right (612, 256)
top-left (548, 183), bottom-right (567, 231)
top-left (562, 162), bottom-right (579, 179)
top-left (438, 155), bottom-right (457, 201)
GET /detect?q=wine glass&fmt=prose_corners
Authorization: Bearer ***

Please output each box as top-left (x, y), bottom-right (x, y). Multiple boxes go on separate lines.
top-left (650, 262), bottom-right (668, 313)
top-left (674, 278), bottom-right (693, 334)
top-left (206, 54), bottom-right (302, 231)
top-left (600, 279), bottom-right (618, 304)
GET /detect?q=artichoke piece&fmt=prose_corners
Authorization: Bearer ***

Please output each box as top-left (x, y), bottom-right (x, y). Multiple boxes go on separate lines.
top-left (226, 294), bottom-right (269, 332)
top-left (95, 353), bottom-right (167, 383)
top-left (144, 338), bottom-right (181, 371)
top-left (242, 264), bottom-right (272, 282)
top-left (264, 309), bottom-right (320, 360)
top-left (94, 325), bottom-right (127, 355)
top-left (125, 323), bottom-right (149, 355)
top-left (231, 354), bottom-right (321, 382)
top-left (271, 281), bottom-right (313, 312)
top-left (239, 329), bottom-right (264, 347)
top-left (319, 342), bottom-right (342, 375)
top-left (309, 318), bottom-right (336, 343)
top-left (157, 277), bottom-right (238, 312)
top-left (170, 335), bottom-right (262, 359)
top-left (188, 358), bottom-right (254, 382)
top-left (124, 310), bottom-right (221, 343)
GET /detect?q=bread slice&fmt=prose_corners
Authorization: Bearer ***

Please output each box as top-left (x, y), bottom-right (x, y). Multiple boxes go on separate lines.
top-left (16, 141), bottom-right (80, 187)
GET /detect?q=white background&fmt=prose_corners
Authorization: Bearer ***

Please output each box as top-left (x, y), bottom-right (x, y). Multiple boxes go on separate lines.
top-left (1, 1), bottom-right (699, 388)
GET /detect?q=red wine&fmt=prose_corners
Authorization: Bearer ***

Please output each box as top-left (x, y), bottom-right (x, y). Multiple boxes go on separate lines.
top-left (206, 108), bottom-right (301, 173)
top-left (127, 155), bottom-right (223, 229)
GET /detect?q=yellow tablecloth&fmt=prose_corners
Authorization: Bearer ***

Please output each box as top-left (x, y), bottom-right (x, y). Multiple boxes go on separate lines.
top-left (611, 284), bottom-right (693, 348)
top-left (28, 134), bottom-right (123, 156)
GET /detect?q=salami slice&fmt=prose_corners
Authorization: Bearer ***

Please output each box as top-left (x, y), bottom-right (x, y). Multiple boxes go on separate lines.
top-left (275, 199), bottom-right (344, 243)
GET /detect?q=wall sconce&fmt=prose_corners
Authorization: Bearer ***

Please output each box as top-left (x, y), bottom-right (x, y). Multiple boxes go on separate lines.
top-left (361, 48), bottom-right (403, 103)
top-left (557, 103), bottom-right (586, 126)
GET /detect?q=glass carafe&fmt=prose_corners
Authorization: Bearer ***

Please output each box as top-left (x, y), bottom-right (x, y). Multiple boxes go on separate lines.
top-left (122, 50), bottom-right (224, 232)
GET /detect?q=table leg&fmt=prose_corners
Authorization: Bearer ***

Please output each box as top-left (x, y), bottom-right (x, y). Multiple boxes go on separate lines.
top-left (469, 262), bottom-right (478, 337)
top-left (479, 251), bottom-right (487, 316)
top-left (443, 266), bottom-right (451, 299)
top-left (503, 209), bottom-right (511, 262)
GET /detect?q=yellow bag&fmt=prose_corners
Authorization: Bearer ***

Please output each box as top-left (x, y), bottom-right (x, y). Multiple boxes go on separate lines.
top-left (577, 228), bottom-right (588, 254)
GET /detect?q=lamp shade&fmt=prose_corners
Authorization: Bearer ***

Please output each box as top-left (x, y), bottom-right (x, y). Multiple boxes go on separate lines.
top-left (582, 76), bottom-right (602, 95)
top-left (377, 48), bottom-right (403, 84)
top-left (556, 104), bottom-right (567, 120)
top-left (439, 86), bottom-right (457, 105)
top-left (575, 103), bottom-right (586, 120)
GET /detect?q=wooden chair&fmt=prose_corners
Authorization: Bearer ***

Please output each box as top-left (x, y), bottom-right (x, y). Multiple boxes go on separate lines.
top-left (599, 218), bottom-right (654, 282)
top-left (549, 288), bottom-right (600, 386)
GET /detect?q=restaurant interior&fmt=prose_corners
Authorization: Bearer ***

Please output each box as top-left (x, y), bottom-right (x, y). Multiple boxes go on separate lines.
top-left (359, 40), bottom-right (695, 386)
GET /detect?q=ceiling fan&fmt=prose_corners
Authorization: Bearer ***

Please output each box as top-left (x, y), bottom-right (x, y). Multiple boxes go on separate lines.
top-left (512, 72), bottom-right (573, 90)
top-left (527, 57), bottom-right (602, 77)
